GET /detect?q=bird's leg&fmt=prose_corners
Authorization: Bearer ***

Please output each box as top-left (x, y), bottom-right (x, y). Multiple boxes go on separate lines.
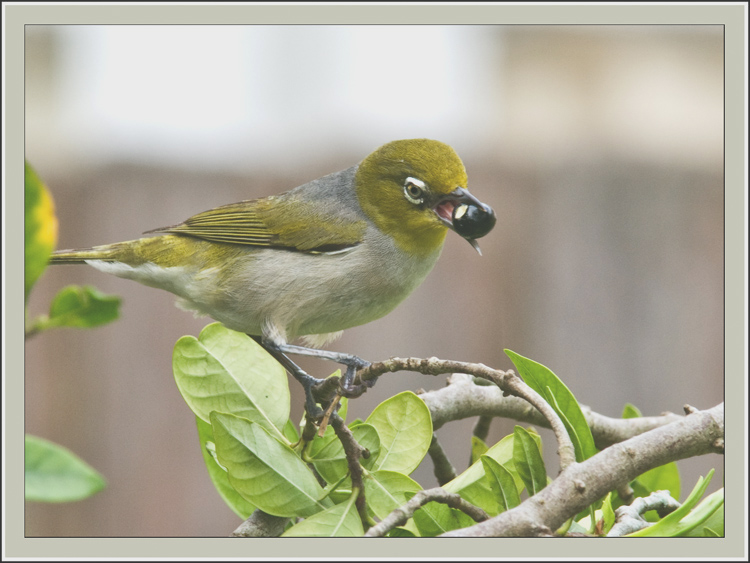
top-left (249, 336), bottom-right (326, 419)
top-left (262, 342), bottom-right (376, 399)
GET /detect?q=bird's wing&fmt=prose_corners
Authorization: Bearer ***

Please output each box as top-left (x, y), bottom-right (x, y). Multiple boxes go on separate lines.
top-left (149, 195), bottom-right (366, 253)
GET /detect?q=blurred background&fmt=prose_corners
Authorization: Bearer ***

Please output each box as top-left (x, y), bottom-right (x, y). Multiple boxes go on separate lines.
top-left (24, 25), bottom-right (724, 537)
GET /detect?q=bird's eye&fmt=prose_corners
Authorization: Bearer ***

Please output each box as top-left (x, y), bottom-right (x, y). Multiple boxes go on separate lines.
top-left (403, 177), bottom-right (426, 204)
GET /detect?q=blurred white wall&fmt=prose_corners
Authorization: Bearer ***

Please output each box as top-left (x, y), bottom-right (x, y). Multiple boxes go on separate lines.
top-left (26, 25), bottom-right (500, 173)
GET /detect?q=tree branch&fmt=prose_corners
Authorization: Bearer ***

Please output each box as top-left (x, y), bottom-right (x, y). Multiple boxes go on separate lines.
top-left (230, 509), bottom-right (288, 537)
top-left (472, 414), bottom-right (493, 442)
top-left (355, 358), bottom-right (577, 471)
top-left (364, 487), bottom-right (489, 537)
top-left (420, 373), bottom-right (684, 448)
top-left (440, 403), bottom-right (724, 536)
top-left (329, 412), bottom-right (370, 529)
top-left (427, 434), bottom-right (457, 486)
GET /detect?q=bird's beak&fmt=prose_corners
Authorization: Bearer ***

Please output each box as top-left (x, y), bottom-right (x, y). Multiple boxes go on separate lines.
top-left (433, 188), bottom-right (496, 255)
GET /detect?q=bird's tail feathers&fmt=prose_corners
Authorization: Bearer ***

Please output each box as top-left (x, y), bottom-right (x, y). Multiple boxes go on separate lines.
top-left (49, 242), bottom-right (133, 265)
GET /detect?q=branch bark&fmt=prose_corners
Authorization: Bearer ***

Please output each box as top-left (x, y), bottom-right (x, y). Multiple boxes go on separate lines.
top-left (420, 373), bottom-right (684, 448)
top-left (607, 491), bottom-right (682, 537)
top-left (231, 509), bottom-right (288, 537)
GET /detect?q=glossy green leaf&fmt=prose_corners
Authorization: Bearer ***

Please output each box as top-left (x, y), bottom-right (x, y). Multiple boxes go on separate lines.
top-left (480, 456), bottom-right (520, 512)
top-left (173, 323), bottom-right (289, 441)
top-left (41, 285), bottom-right (121, 329)
top-left (470, 435), bottom-right (488, 464)
top-left (210, 412), bottom-right (330, 518)
top-left (25, 435), bottom-right (105, 502)
top-left (513, 426), bottom-right (547, 496)
top-left (310, 424), bottom-right (380, 484)
top-left (282, 491), bottom-right (364, 537)
top-left (413, 500), bottom-right (476, 537)
top-left (363, 470), bottom-right (421, 521)
top-left (25, 161), bottom-right (57, 300)
top-left (443, 434), bottom-right (524, 516)
top-left (505, 350), bottom-right (597, 461)
top-left (627, 470), bottom-right (716, 537)
top-left (365, 391), bottom-right (432, 474)
top-left (195, 416), bottom-right (255, 519)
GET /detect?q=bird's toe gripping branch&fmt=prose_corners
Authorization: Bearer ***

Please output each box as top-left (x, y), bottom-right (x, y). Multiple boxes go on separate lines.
top-left (250, 336), bottom-right (375, 419)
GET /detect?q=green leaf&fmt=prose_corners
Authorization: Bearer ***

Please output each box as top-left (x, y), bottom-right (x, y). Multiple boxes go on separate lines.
top-left (42, 285), bottom-right (121, 329)
top-left (210, 412), bottom-right (330, 518)
top-left (627, 470), bottom-right (716, 537)
top-left (684, 497), bottom-right (724, 537)
top-left (195, 417), bottom-right (255, 519)
top-left (480, 456), bottom-right (521, 512)
top-left (363, 470), bottom-right (422, 521)
top-left (636, 462), bottom-right (681, 503)
top-left (337, 396), bottom-right (348, 423)
top-left (173, 323), bottom-right (289, 441)
top-left (621, 403), bottom-right (643, 419)
top-left (25, 435), bottom-right (105, 502)
top-left (387, 527), bottom-right (416, 537)
top-left (281, 490), bottom-right (364, 537)
top-left (310, 424), bottom-right (380, 484)
top-left (470, 435), bottom-right (488, 464)
top-left (443, 434), bottom-right (523, 516)
top-left (413, 499), bottom-right (476, 537)
top-left (512, 426), bottom-right (547, 496)
top-left (601, 492), bottom-right (616, 535)
top-left (365, 391), bottom-right (432, 474)
top-left (566, 519), bottom-right (589, 535)
top-left (282, 419), bottom-right (299, 444)
top-left (25, 161), bottom-right (58, 300)
top-left (674, 488), bottom-right (724, 537)
top-left (628, 462), bottom-right (681, 521)
top-left (505, 350), bottom-right (597, 462)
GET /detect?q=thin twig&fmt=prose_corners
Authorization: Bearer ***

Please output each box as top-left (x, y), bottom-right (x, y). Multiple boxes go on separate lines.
top-left (318, 392), bottom-right (343, 436)
top-left (355, 357), bottom-right (577, 471)
top-left (329, 412), bottom-right (370, 530)
top-left (473, 415), bottom-right (492, 442)
top-left (364, 487), bottom-right (489, 537)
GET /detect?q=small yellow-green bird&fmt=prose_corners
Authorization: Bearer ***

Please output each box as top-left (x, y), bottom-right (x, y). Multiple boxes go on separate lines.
top-left (50, 139), bottom-right (495, 415)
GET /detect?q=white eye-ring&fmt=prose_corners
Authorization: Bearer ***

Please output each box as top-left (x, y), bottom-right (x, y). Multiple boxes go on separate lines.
top-left (403, 177), bottom-right (426, 204)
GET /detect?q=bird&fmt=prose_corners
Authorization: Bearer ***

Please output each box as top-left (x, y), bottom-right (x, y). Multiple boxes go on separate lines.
top-left (49, 139), bottom-right (496, 416)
